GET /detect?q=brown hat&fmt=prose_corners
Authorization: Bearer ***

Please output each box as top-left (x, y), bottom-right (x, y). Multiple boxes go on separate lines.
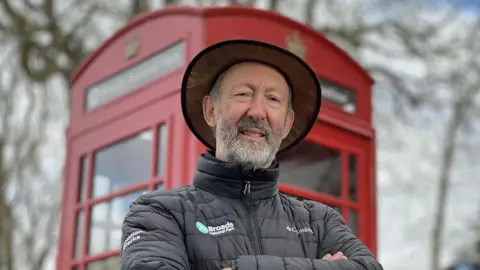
top-left (181, 39), bottom-right (322, 153)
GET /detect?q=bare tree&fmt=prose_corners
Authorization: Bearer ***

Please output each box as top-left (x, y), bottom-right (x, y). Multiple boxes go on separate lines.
top-left (0, 0), bottom-right (159, 269)
top-left (430, 18), bottom-right (480, 270)
top-left (0, 54), bottom-right (61, 270)
top-left (0, 59), bottom-right (17, 270)
top-left (454, 214), bottom-right (480, 265)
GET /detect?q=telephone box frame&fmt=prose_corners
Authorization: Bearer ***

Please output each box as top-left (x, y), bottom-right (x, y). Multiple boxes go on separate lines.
top-left (58, 6), bottom-right (377, 270)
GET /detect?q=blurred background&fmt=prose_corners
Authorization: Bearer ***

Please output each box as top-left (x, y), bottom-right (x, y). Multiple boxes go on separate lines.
top-left (0, 0), bottom-right (479, 270)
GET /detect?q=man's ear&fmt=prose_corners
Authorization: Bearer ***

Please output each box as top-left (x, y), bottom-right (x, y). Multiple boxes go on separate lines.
top-left (203, 95), bottom-right (217, 128)
top-left (281, 110), bottom-right (295, 139)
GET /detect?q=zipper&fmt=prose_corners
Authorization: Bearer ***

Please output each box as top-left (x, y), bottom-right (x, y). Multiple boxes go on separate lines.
top-left (243, 181), bottom-right (251, 196)
top-left (243, 181), bottom-right (263, 255)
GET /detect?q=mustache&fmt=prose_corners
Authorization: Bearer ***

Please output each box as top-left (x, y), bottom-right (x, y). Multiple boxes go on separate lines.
top-left (235, 117), bottom-right (271, 137)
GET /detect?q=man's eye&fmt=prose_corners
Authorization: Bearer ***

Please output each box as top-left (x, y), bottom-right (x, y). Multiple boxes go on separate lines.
top-left (268, 96), bottom-right (280, 102)
top-left (236, 92), bottom-right (250, 97)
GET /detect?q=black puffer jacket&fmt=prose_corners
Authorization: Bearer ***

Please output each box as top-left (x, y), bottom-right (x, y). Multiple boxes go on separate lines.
top-left (120, 151), bottom-right (383, 270)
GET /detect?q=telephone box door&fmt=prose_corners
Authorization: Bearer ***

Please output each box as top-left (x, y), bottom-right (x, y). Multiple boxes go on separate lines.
top-left (277, 123), bottom-right (374, 252)
top-left (62, 96), bottom-right (180, 270)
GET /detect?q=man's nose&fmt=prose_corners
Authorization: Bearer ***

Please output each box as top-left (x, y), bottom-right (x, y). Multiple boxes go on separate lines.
top-left (246, 95), bottom-right (267, 121)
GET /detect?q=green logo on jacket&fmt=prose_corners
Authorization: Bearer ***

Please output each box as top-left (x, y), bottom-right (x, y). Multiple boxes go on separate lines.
top-left (196, 222), bottom-right (209, 234)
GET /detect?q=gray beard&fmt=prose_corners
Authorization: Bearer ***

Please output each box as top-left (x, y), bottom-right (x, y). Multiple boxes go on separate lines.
top-left (215, 116), bottom-right (284, 169)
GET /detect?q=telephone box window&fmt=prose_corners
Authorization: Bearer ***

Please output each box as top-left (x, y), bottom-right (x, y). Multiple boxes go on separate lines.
top-left (92, 130), bottom-right (152, 198)
top-left (85, 41), bottom-right (185, 111)
top-left (156, 124), bottom-right (168, 176)
top-left (282, 193), bottom-right (304, 201)
top-left (349, 155), bottom-right (358, 201)
top-left (349, 210), bottom-right (358, 236)
top-left (74, 211), bottom-right (83, 259)
top-left (329, 205), bottom-right (341, 214)
top-left (277, 141), bottom-right (341, 197)
top-left (86, 256), bottom-right (120, 270)
top-left (88, 190), bottom-right (146, 255)
top-left (78, 157), bottom-right (88, 202)
top-left (318, 77), bottom-right (356, 113)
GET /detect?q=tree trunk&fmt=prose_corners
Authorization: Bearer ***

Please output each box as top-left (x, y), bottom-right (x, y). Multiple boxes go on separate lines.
top-left (0, 140), bottom-right (14, 270)
top-left (304, 0), bottom-right (316, 26)
top-left (430, 99), bottom-right (466, 270)
top-left (269, 0), bottom-right (280, 11)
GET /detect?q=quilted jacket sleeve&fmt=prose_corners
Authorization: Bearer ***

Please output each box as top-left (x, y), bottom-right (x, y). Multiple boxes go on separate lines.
top-left (233, 204), bottom-right (383, 270)
top-left (119, 192), bottom-right (189, 270)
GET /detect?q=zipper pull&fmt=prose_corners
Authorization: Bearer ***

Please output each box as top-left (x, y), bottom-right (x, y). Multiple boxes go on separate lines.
top-left (243, 181), bottom-right (251, 195)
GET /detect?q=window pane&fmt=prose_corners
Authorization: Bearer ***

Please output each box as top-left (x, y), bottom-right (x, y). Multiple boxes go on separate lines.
top-left (92, 130), bottom-right (152, 198)
top-left (78, 157), bottom-right (88, 202)
top-left (277, 141), bottom-right (341, 197)
top-left (155, 183), bottom-right (164, 191)
top-left (280, 193), bottom-right (341, 213)
top-left (74, 211), bottom-right (84, 259)
top-left (349, 155), bottom-right (358, 201)
top-left (156, 124), bottom-right (168, 176)
top-left (88, 190), bottom-right (146, 254)
top-left (85, 40), bottom-right (185, 112)
top-left (282, 193), bottom-right (304, 202)
top-left (318, 77), bottom-right (357, 113)
top-left (87, 256), bottom-right (120, 270)
top-left (349, 210), bottom-right (358, 236)
top-left (327, 205), bottom-right (341, 214)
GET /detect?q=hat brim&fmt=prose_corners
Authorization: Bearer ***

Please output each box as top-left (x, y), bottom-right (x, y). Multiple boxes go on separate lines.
top-left (181, 39), bottom-right (322, 154)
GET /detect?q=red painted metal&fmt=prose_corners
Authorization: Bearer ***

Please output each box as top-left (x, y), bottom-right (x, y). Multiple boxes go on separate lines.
top-left (150, 124), bottom-right (159, 178)
top-left (56, 137), bottom-right (72, 269)
top-left (81, 151), bottom-right (94, 263)
top-left (60, 5), bottom-right (377, 270)
top-left (279, 184), bottom-right (359, 210)
top-left (82, 250), bottom-right (120, 264)
top-left (341, 153), bottom-right (350, 224)
top-left (369, 137), bottom-right (378, 256)
top-left (164, 116), bottom-right (175, 190)
top-left (203, 7), bottom-right (373, 125)
top-left (84, 182), bottom-right (150, 208)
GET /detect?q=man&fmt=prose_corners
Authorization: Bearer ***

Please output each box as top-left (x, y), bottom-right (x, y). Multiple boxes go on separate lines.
top-left (120, 39), bottom-right (383, 270)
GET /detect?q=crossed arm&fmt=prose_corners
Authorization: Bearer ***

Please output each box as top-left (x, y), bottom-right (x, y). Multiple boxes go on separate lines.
top-left (222, 252), bottom-right (348, 270)
top-left (227, 206), bottom-right (383, 270)
top-left (120, 196), bottom-right (383, 270)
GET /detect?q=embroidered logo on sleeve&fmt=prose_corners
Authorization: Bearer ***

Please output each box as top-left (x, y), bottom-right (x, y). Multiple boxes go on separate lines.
top-left (123, 230), bottom-right (144, 251)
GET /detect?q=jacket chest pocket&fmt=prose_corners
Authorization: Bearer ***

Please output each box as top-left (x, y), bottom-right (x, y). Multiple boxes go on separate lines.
top-left (185, 217), bottom-right (252, 266)
top-left (256, 218), bottom-right (318, 258)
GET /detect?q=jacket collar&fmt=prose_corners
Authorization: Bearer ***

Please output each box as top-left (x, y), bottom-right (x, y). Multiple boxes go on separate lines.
top-left (193, 150), bottom-right (279, 199)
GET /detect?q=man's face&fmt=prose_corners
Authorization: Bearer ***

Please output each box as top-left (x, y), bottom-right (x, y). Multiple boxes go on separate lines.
top-left (203, 62), bottom-right (295, 168)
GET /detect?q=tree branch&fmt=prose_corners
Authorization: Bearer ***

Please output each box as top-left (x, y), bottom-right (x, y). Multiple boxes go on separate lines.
top-left (430, 17), bottom-right (480, 270)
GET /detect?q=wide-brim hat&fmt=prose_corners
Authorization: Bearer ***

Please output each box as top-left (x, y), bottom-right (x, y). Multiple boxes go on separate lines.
top-left (181, 39), bottom-right (322, 154)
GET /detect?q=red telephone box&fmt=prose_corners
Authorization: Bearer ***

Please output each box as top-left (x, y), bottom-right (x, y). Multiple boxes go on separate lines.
top-left (57, 5), bottom-right (376, 270)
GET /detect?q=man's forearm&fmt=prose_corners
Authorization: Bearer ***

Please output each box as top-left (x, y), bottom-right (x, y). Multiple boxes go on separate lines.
top-left (233, 255), bottom-right (383, 270)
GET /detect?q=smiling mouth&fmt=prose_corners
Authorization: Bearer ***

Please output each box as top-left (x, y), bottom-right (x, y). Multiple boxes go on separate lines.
top-left (239, 129), bottom-right (266, 138)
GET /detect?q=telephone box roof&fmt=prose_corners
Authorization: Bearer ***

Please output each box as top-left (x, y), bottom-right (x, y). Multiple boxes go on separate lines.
top-left (70, 5), bottom-right (373, 86)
